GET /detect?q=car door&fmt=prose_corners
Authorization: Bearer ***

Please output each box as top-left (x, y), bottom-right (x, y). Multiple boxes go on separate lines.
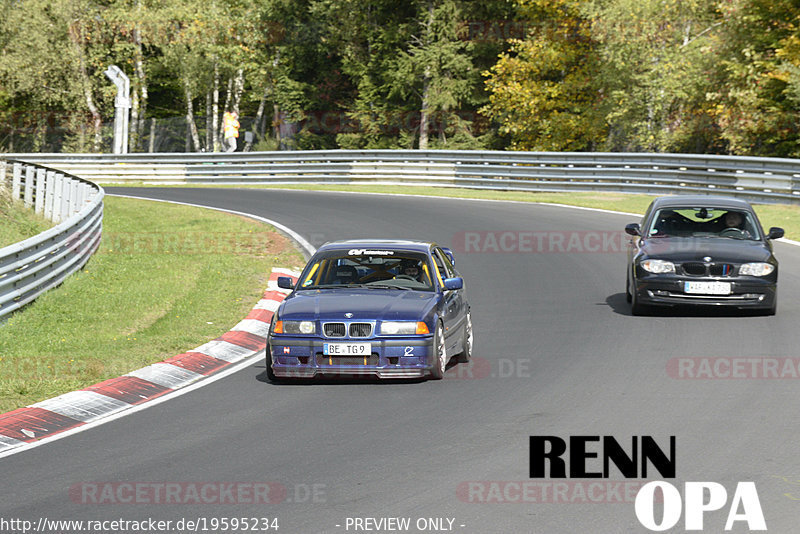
top-left (433, 247), bottom-right (464, 352)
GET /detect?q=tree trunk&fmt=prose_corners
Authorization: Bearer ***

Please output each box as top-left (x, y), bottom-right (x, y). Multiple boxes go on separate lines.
top-left (205, 90), bottom-right (213, 151)
top-left (130, 89), bottom-right (140, 151)
top-left (417, 0), bottom-right (435, 150)
top-left (185, 83), bottom-right (202, 152)
top-left (149, 117), bottom-right (156, 153)
top-left (419, 68), bottom-right (431, 150)
top-left (232, 68), bottom-right (245, 114)
top-left (245, 85), bottom-right (270, 151)
top-left (70, 28), bottom-right (102, 151)
top-left (212, 60), bottom-right (221, 152)
top-left (133, 17), bottom-right (148, 152)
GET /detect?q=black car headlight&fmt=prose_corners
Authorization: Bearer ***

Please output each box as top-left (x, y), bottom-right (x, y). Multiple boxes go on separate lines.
top-left (640, 259), bottom-right (676, 274)
top-left (739, 263), bottom-right (775, 276)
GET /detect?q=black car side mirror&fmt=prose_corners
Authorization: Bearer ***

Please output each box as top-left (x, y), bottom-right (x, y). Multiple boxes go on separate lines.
top-left (277, 276), bottom-right (295, 289)
top-left (767, 227), bottom-right (784, 240)
top-left (624, 223), bottom-right (641, 236)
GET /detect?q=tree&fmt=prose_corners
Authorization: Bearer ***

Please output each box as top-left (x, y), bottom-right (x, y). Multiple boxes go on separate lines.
top-left (482, 0), bottom-right (606, 151)
top-left (708, 0), bottom-right (800, 156)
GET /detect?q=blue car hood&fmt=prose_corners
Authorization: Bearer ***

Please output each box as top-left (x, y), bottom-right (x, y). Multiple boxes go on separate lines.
top-left (279, 288), bottom-right (438, 322)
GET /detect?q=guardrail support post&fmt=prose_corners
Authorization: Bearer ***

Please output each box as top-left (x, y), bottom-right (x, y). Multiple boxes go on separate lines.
top-left (12, 163), bottom-right (21, 200)
top-left (44, 171), bottom-right (56, 220)
top-left (24, 166), bottom-right (35, 207)
top-left (52, 173), bottom-right (64, 223)
top-left (34, 168), bottom-right (46, 215)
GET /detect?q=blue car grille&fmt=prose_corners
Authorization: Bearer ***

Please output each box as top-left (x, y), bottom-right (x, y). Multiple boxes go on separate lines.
top-left (349, 323), bottom-right (372, 338)
top-left (324, 323), bottom-right (346, 337)
top-left (322, 322), bottom-right (373, 338)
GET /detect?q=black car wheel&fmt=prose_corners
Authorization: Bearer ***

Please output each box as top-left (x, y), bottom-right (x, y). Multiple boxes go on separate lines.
top-left (456, 309), bottom-right (473, 363)
top-left (630, 285), bottom-right (648, 316)
top-left (626, 271), bottom-right (633, 303)
top-left (765, 293), bottom-right (777, 316)
top-left (430, 320), bottom-right (446, 380)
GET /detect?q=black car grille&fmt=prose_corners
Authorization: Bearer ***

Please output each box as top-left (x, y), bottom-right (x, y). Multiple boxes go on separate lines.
top-left (709, 263), bottom-right (735, 276)
top-left (681, 263), bottom-right (736, 277)
top-left (682, 263), bottom-right (706, 276)
top-left (349, 323), bottom-right (372, 338)
top-left (316, 354), bottom-right (379, 366)
top-left (323, 323), bottom-right (346, 337)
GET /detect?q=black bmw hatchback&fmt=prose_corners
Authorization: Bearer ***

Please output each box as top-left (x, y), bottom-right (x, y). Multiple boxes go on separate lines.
top-left (625, 196), bottom-right (784, 315)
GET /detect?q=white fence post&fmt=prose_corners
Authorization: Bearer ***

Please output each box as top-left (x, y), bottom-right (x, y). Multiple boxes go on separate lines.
top-left (44, 170), bottom-right (56, 221)
top-left (12, 163), bottom-right (22, 200)
top-left (52, 172), bottom-right (64, 223)
top-left (34, 168), bottom-right (46, 215)
top-left (60, 176), bottom-right (72, 222)
top-left (70, 179), bottom-right (80, 216)
top-left (24, 166), bottom-right (35, 207)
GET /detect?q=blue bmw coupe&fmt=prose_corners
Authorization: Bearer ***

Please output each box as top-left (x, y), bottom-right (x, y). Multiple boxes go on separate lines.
top-left (266, 240), bottom-right (473, 380)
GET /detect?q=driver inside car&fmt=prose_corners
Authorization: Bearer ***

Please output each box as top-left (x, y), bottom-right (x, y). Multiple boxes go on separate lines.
top-left (723, 211), bottom-right (743, 228)
top-left (716, 210), bottom-right (752, 238)
top-left (396, 259), bottom-right (422, 281)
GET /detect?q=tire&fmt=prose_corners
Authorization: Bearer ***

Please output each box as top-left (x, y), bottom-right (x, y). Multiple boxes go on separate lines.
top-left (456, 310), bottom-right (473, 364)
top-left (764, 292), bottom-right (777, 316)
top-left (429, 321), bottom-right (447, 380)
top-left (265, 343), bottom-right (279, 382)
top-left (625, 271), bottom-right (633, 303)
top-left (630, 286), bottom-right (648, 316)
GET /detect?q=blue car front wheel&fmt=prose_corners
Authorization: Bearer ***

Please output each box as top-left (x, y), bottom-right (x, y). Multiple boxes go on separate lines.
top-left (430, 320), bottom-right (446, 380)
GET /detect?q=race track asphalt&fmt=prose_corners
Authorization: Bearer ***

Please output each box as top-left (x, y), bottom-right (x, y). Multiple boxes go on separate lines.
top-left (2, 187), bottom-right (800, 533)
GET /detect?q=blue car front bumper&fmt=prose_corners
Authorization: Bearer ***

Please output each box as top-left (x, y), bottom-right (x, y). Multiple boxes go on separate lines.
top-left (268, 336), bottom-right (435, 378)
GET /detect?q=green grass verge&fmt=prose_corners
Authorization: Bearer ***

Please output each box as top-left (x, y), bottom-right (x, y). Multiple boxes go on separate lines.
top-left (110, 182), bottom-right (800, 241)
top-left (0, 196), bottom-right (304, 414)
top-left (0, 187), bottom-right (53, 248)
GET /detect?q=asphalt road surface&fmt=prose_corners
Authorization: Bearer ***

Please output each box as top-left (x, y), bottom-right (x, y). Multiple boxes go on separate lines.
top-left (3, 187), bottom-right (800, 533)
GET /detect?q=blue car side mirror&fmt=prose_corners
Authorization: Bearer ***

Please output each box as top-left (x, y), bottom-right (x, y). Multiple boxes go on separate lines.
top-left (443, 277), bottom-right (463, 290)
top-left (277, 276), bottom-right (295, 289)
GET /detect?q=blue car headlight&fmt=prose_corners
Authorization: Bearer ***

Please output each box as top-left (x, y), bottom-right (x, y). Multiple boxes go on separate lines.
top-left (276, 320), bottom-right (316, 334)
top-left (380, 321), bottom-right (429, 335)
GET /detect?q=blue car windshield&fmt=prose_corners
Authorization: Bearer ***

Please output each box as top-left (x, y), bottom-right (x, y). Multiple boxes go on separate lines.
top-left (646, 208), bottom-right (761, 240)
top-left (296, 251), bottom-right (435, 291)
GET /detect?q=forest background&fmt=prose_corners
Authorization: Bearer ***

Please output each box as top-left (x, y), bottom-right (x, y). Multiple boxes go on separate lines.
top-left (1, 0), bottom-right (798, 156)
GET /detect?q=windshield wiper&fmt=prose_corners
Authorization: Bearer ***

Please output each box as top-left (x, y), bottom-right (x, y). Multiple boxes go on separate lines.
top-left (304, 283), bottom-right (368, 289)
top-left (364, 284), bottom-right (412, 290)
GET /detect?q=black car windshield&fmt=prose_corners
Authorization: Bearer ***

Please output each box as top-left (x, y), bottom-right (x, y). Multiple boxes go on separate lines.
top-left (646, 207), bottom-right (761, 240)
top-left (296, 250), bottom-right (435, 291)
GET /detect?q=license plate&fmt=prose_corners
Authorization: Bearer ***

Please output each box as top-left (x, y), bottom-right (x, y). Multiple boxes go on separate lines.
top-left (684, 281), bottom-right (731, 295)
top-left (323, 343), bottom-right (371, 356)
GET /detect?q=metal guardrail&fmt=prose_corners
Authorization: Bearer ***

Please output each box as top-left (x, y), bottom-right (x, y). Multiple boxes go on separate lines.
top-left (0, 160), bottom-right (104, 320)
top-left (10, 149), bottom-right (800, 204)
